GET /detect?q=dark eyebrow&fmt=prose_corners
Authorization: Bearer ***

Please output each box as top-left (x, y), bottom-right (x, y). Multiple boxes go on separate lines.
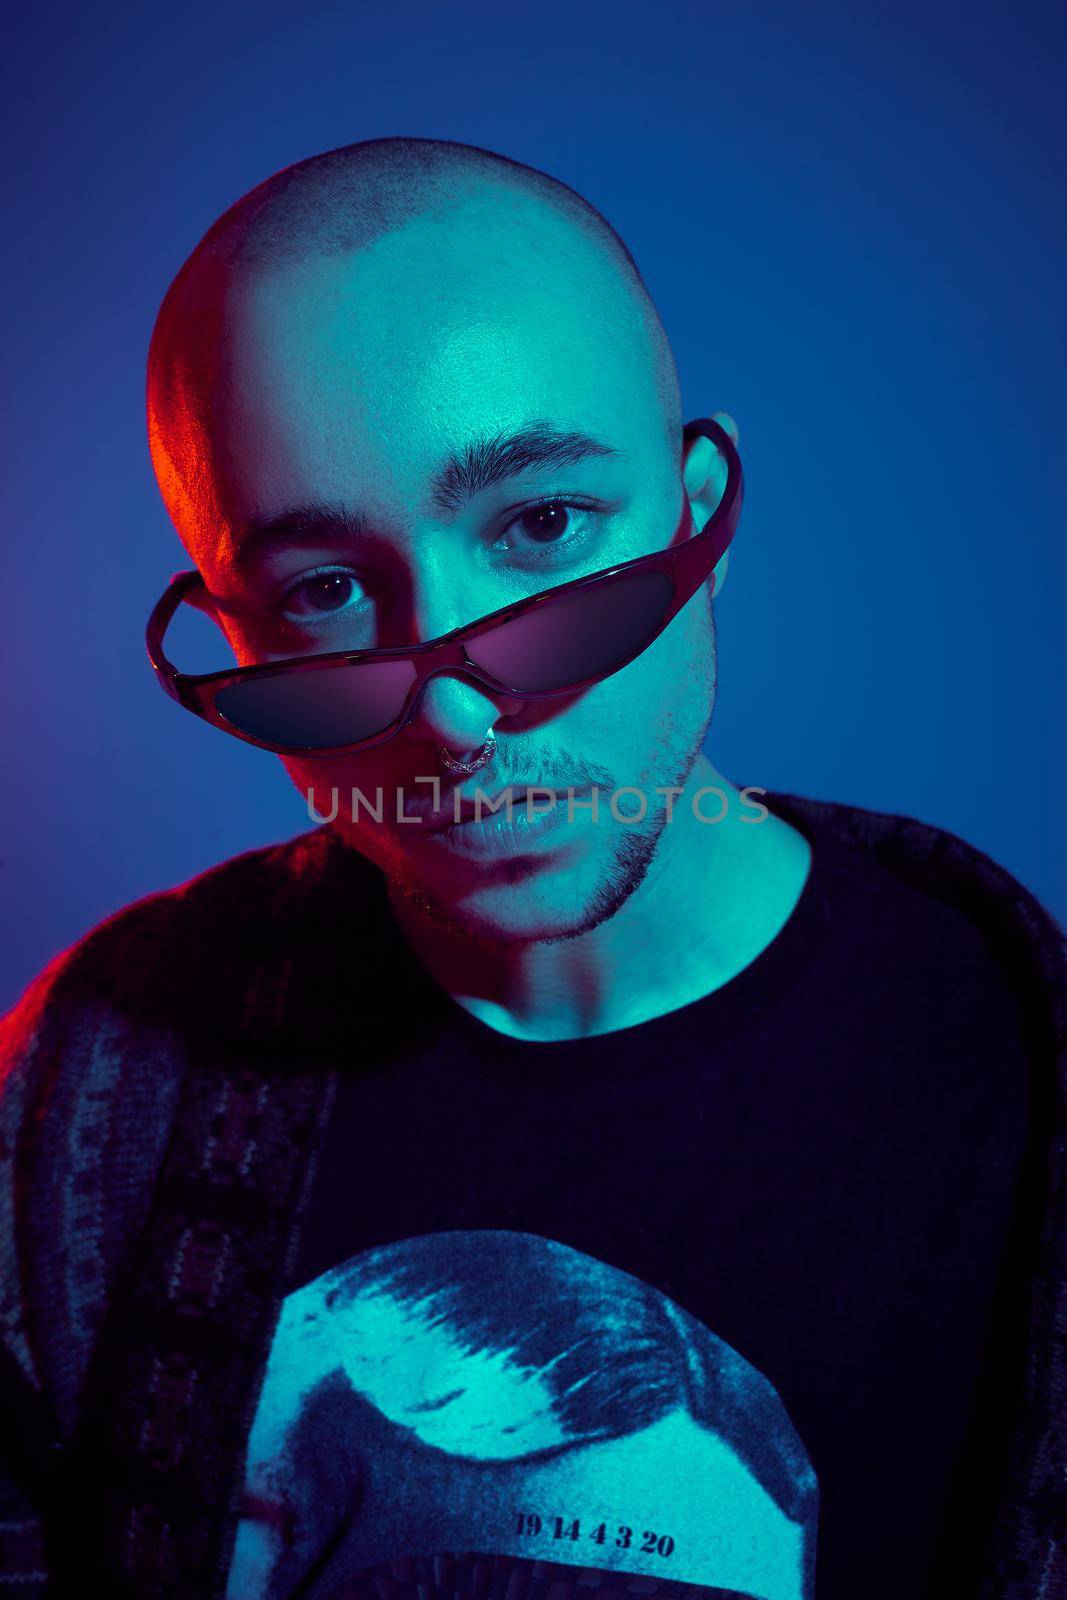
top-left (226, 425), bottom-right (619, 573)
top-left (429, 423), bottom-right (620, 512)
top-left (227, 501), bottom-right (367, 575)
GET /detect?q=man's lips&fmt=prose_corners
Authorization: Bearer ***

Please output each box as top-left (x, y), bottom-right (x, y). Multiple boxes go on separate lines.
top-left (414, 785), bottom-right (574, 830)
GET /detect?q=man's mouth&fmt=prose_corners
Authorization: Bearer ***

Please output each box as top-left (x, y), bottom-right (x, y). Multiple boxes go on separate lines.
top-left (412, 785), bottom-right (594, 859)
top-left (417, 785), bottom-right (550, 831)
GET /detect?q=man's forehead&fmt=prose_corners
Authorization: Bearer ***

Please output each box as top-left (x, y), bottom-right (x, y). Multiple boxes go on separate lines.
top-left (156, 192), bottom-right (675, 567)
top-left (150, 164), bottom-right (681, 558)
top-left (206, 240), bottom-right (659, 525)
top-left (220, 210), bottom-right (649, 400)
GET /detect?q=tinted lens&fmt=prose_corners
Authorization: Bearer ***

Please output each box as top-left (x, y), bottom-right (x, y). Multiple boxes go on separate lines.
top-left (213, 657), bottom-right (417, 750)
top-left (466, 570), bottom-right (675, 692)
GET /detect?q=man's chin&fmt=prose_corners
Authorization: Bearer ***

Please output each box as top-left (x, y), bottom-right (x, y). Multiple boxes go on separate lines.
top-left (382, 820), bottom-right (667, 948)
top-left (384, 869), bottom-right (597, 947)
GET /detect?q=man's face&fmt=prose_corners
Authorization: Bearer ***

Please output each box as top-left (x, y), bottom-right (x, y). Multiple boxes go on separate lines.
top-left (183, 191), bottom-right (718, 942)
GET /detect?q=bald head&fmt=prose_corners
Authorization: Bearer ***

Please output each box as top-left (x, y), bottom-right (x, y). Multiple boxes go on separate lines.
top-left (146, 137), bottom-right (681, 550)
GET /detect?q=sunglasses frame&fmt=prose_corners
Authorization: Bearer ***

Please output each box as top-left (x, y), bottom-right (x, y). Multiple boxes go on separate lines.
top-left (145, 416), bottom-right (743, 758)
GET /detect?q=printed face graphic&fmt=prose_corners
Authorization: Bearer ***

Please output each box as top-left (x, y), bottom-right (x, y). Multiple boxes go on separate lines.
top-left (174, 189), bottom-right (727, 944)
top-left (225, 1230), bottom-right (817, 1600)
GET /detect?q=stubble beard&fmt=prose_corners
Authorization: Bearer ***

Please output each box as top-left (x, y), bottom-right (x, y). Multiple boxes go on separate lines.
top-left (386, 689), bottom-right (715, 950)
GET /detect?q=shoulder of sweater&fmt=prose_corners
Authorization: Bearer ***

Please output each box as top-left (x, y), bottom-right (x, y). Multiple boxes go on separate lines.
top-left (0, 823), bottom-right (383, 1178)
top-left (764, 786), bottom-right (1067, 974)
top-left (0, 825), bottom-right (359, 1045)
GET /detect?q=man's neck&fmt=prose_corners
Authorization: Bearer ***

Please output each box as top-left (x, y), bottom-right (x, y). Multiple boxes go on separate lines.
top-left (387, 756), bottom-right (812, 1042)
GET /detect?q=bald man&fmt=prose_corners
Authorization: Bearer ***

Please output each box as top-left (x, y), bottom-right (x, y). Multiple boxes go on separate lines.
top-left (1, 139), bottom-right (1062, 1600)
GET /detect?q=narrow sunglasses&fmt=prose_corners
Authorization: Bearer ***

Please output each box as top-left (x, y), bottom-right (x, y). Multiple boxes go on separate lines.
top-left (145, 415), bottom-right (743, 758)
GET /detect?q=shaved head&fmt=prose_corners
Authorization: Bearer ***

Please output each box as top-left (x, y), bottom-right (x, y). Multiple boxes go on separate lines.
top-left (147, 137), bottom-right (681, 549)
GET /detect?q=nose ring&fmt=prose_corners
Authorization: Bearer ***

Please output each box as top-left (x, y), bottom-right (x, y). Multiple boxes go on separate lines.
top-left (437, 728), bottom-right (497, 778)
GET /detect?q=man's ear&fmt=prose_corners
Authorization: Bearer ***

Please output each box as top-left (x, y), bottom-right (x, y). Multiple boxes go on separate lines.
top-left (683, 410), bottom-right (738, 597)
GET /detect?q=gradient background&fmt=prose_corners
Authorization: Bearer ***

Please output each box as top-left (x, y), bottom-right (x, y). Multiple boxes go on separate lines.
top-left (2, 0), bottom-right (1064, 1011)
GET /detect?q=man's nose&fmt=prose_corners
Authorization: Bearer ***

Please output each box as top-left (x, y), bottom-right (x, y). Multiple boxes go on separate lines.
top-left (402, 668), bottom-right (520, 758)
top-left (394, 573), bottom-right (523, 756)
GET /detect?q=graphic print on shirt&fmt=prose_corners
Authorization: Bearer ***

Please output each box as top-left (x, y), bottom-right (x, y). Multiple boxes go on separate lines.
top-left (226, 1230), bottom-right (818, 1600)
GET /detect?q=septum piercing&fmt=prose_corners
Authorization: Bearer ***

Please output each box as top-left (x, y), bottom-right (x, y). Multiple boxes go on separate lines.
top-left (437, 727), bottom-right (497, 778)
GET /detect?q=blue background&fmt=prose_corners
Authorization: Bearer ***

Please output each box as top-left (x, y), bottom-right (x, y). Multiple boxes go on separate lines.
top-left (2, 0), bottom-right (1064, 1011)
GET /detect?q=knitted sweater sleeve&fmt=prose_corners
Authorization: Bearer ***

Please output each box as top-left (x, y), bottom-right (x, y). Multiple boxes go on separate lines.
top-left (0, 898), bottom-right (191, 1589)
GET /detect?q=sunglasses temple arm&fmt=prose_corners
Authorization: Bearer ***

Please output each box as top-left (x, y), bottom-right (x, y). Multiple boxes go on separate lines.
top-left (145, 571), bottom-right (205, 692)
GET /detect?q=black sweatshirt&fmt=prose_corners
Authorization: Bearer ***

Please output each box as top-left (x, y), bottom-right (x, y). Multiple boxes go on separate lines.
top-left (0, 791), bottom-right (1063, 1598)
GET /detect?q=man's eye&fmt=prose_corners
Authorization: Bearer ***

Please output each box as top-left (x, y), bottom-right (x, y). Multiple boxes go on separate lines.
top-left (282, 570), bottom-right (366, 620)
top-left (495, 500), bottom-right (592, 554)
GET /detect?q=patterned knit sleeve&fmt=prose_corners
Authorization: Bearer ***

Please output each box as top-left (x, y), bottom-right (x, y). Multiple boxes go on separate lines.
top-left (0, 952), bottom-right (73, 1591)
top-left (0, 904), bottom-right (190, 1590)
